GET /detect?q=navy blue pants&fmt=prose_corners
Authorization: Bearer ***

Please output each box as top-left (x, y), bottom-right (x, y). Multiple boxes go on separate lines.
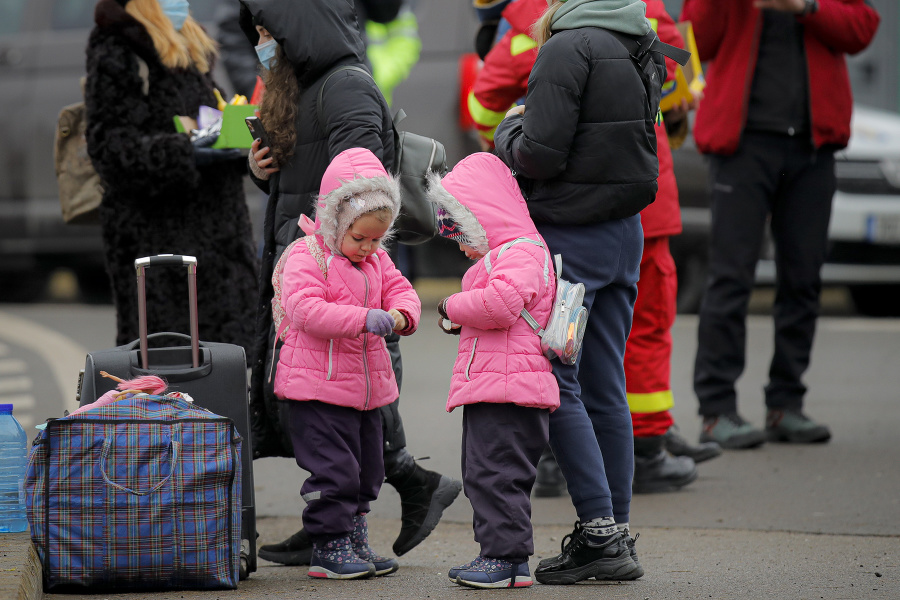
top-left (695, 132), bottom-right (835, 415)
top-left (286, 400), bottom-right (384, 542)
top-left (461, 402), bottom-right (549, 560)
top-left (538, 217), bottom-right (643, 525)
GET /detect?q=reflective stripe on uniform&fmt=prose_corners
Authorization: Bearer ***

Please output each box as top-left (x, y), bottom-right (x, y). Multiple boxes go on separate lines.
top-left (510, 33), bottom-right (537, 57)
top-left (467, 91), bottom-right (509, 130)
top-left (627, 389), bottom-right (674, 414)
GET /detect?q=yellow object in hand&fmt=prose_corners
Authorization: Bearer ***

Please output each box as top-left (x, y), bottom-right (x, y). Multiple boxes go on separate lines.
top-left (213, 88), bottom-right (227, 111)
top-left (230, 94), bottom-right (248, 106)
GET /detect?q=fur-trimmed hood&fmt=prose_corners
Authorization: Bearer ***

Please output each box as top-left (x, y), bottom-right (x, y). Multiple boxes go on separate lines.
top-left (304, 147), bottom-right (401, 256)
top-left (425, 152), bottom-right (539, 256)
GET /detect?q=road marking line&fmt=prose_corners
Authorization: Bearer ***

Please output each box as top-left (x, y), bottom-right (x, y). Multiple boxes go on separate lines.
top-left (0, 359), bottom-right (27, 375)
top-left (0, 376), bottom-right (32, 394)
top-left (0, 312), bottom-right (87, 414)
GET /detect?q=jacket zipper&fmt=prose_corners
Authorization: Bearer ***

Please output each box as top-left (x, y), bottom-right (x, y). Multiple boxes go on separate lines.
top-left (359, 264), bottom-right (371, 409)
top-left (465, 338), bottom-right (478, 381)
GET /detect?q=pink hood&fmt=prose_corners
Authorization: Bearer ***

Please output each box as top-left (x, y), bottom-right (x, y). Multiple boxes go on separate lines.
top-left (299, 147), bottom-right (402, 256)
top-left (426, 153), bottom-right (559, 412)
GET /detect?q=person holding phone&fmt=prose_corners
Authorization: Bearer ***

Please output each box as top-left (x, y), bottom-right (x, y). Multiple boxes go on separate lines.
top-left (238, 0), bottom-right (462, 565)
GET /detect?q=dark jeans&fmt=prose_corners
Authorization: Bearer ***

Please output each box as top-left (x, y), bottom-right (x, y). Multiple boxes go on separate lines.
top-left (287, 400), bottom-right (384, 542)
top-left (694, 132), bottom-right (835, 416)
top-left (538, 217), bottom-right (643, 525)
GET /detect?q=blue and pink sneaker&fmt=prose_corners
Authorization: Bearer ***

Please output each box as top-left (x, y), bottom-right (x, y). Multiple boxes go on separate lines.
top-left (350, 514), bottom-right (399, 576)
top-left (453, 555), bottom-right (533, 589)
top-left (308, 536), bottom-right (375, 580)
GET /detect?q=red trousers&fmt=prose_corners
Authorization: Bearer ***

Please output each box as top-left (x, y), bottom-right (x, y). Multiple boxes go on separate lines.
top-left (626, 236), bottom-right (677, 438)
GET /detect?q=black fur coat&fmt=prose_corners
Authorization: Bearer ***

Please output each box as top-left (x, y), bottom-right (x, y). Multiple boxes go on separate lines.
top-left (85, 0), bottom-right (259, 358)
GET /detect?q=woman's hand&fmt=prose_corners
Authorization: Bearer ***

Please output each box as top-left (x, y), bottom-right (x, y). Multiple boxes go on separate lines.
top-left (505, 104), bottom-right (525, 119)
top-left (664, 89), bottom-right (702, 125)
top-left (249, 137), bottom-right (279, 177)
top-left (388, 309), bottom-right (407, 331)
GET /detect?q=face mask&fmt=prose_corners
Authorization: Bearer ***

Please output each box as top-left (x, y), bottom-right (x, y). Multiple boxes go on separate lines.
top-left (255, 39), bottom-right (277, 71)
top-left (159, 0), bottom-right (190, 31)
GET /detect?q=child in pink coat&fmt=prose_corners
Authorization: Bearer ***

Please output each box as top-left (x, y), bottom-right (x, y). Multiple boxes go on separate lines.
top-left (274, 147), bottom-right (421, 580)
top-left (426, 152), bottom-right (560, 589)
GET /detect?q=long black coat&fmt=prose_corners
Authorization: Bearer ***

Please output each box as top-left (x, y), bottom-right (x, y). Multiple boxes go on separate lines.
top-left (85, 0), bottom-right (259, 357)
top-left (240, 0), bottom-right (396, 457)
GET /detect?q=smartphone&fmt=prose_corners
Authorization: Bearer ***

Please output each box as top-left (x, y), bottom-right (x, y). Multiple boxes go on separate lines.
top-left (245, 116), bottom-right (271, 150)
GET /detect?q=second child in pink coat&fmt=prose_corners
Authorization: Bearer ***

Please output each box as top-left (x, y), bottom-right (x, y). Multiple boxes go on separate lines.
top-left (275, 147), bottom-right (421, 581)
top-left (426, 152), bottom-right (559, 589)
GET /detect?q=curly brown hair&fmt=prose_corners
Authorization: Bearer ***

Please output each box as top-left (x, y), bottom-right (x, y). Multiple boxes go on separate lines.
top-left (259, 45), bottom-right (299, 166)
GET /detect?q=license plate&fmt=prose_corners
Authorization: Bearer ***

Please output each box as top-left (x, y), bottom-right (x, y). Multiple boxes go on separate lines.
top-left (866, 214), bottom-right (900, 244)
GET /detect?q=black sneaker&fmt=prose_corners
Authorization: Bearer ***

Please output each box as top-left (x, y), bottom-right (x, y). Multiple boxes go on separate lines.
top-left (632, 450), bottom-right (698, 494)
top-left (534, 524), bottom-right (638, 584)
top-left (766, 409), bottom-right (831, 443)
top-left (663, 424), bottom-right (722, 463)
top-left (622, 531), bottom-right (643, 580)
top-left (258, 528), bottom-right (312, 566)
top-left (700, 413), bottom-right (766, 449)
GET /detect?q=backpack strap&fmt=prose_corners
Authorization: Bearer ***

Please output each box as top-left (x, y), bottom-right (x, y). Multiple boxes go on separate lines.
top-left (482, 237), bottom-right (554, 335)
top-left (316, 65), bottom-right (377, 133)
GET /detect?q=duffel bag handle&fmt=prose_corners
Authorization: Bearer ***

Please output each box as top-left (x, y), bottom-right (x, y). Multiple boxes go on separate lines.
top-left (99, 438), bottom-right (178, 496)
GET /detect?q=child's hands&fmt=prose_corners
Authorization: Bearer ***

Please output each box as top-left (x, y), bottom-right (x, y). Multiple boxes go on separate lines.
top-left (437, 297), bottom-right (461, 335)
top-left (365, 309), bottom-right (395, 337)
top-left (387, 309), bottom-right (407, 331)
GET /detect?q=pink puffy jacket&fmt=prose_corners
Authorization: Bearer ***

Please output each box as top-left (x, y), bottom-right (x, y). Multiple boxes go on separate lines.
top-left (274, 148), bottom-right (421, 411)
top-left (426, 153), bottom-right (560, 412)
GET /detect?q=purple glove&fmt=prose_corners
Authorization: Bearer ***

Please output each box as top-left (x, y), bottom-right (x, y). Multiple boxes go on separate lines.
top-left (365, 309), bottom-right (395, 337)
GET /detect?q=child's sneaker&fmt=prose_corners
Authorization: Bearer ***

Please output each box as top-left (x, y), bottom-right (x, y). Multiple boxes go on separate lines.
top-left (454, 555), bottom-right (533, 589)
top-left (350, 514), bottom-right (399, 576)
top-left (308, 535), bottom-right (375, 579)
top-left (447, 556), bottom-right (479, 581)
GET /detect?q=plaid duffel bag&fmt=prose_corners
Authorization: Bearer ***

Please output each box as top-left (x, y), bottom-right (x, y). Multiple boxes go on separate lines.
top-left (25, 393), bottom-right (242, 592)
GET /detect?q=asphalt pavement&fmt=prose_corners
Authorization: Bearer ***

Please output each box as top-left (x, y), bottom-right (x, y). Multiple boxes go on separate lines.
top-left (0, 288), bottom-right (898, 599)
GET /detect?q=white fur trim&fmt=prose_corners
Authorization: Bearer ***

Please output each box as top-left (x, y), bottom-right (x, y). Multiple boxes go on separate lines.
top-left (424, 171), bottom-right (489, 255)
top-left (316, 174), bottom-right (402, 255)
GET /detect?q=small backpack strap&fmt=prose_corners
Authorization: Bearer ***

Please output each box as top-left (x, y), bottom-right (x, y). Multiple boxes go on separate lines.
top-left (483, 237), bottom-right (549, 287)
top-left (317, 65), bottom-right (373, 131)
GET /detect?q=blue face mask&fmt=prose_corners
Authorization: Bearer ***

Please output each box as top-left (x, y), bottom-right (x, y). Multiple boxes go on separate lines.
top-left (255, 39), bottom-right (277, 71)
top-left (159, 0), bottom-right (190, 31)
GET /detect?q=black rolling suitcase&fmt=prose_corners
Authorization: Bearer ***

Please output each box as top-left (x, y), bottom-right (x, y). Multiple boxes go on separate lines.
top-left (76, 254), bottom-right (257, 580)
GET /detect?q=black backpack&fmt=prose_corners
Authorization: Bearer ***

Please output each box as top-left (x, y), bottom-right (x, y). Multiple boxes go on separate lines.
top-left (317, 65), bottom-right (448, 245)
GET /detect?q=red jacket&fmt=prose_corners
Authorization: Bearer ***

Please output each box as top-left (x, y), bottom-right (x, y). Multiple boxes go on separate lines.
top-left (681, 0), bottom-right (880, 155)
top-left (470, 0), bottom-right (684, 238)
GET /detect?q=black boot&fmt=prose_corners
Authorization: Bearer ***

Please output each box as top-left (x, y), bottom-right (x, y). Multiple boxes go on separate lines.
top-left (632, 435), bottom-right (698, 494)
top-left (386, 462), bottom-right (462, 556)
top-left (534, 447), bottom-right (567, 497)
top-left (258, 528), bottom-right (312, 566)
top-left (663, 423), bottom-right (722, 463)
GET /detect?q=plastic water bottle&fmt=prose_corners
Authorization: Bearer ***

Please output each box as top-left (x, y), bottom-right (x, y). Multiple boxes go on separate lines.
top-left (0, 404), bottom-right (28, 533)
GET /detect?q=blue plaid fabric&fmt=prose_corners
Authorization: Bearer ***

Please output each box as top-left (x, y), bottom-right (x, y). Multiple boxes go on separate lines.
top-left (25, 393), bottom-right (242, 591)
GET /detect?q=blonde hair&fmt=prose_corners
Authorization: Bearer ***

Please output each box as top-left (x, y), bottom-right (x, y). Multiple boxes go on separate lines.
top-left (533, 1), bottom-right (564, 48)
top-left (125, 0), bottom-right (218, 73)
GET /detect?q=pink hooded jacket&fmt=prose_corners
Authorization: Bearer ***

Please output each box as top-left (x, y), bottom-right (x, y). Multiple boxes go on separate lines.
top-left (426, 152), bottom-right (560, 412)
top-left (274, 148), bottom-right (421, 411)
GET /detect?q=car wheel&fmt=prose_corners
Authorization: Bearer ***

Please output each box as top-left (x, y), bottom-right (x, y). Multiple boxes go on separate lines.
top-left (848, 284), bottom-right (900, 317)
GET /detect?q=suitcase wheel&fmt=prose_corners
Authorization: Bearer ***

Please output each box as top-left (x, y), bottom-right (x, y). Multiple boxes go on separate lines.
top-left (240, 553), bottom-right (250, 581)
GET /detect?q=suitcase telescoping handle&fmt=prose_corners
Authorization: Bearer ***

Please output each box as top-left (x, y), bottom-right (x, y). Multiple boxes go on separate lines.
top-left (134, 255), bottom-right (200, 370)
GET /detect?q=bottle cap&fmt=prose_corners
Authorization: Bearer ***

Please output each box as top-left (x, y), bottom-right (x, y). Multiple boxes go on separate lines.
top-left (0, 404), bottom-right (12, 412)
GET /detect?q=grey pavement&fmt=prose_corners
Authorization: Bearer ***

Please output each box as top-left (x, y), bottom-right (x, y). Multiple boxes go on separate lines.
top-left (1, 289), bottom-right (898, 599)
